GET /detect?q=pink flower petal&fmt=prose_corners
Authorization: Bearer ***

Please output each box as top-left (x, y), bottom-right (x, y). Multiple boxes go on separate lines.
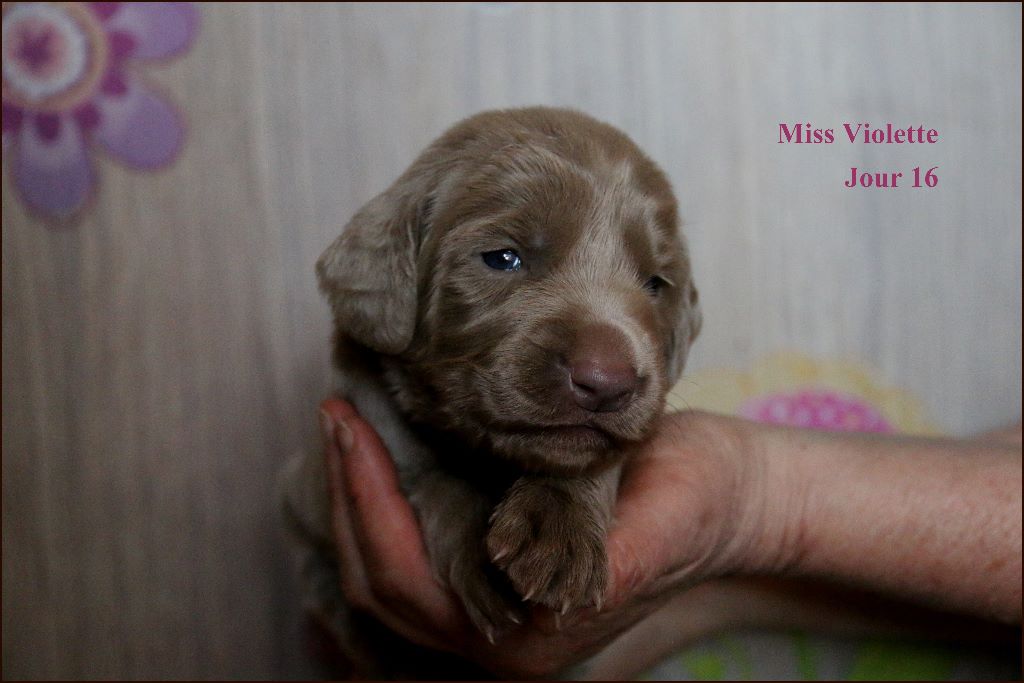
top-left (90, 3), bottom-right (122, 21)
top-left (740, 389), bottom-right (893, 434)
top-left (108, 30), bottom-right (138, 62)
top-left (92, 75), bottom-right (184, 169)
top-left (11, 114), bottom-right (94, 217)
top-left (103, 3), bottom-right (199, 60)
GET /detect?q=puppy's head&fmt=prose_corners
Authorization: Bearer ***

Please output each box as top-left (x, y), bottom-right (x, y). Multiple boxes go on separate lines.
top-left (318, 108), bottom-right (701, 474)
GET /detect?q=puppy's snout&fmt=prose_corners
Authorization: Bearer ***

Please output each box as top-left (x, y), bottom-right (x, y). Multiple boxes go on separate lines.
top-left (566, 325), bottom-right (640, 413)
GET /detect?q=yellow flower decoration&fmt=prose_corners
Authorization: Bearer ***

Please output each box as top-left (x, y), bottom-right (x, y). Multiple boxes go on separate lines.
top-left (667, 352), bottom-right (940, 436)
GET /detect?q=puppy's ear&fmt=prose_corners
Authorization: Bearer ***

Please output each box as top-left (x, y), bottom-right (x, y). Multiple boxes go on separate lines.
top-left (316, 178), bottom-right (430, 355)
top-left (667, 278), bottom-right (702, 383)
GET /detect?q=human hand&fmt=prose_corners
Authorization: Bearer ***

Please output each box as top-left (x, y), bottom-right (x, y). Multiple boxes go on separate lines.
top-left (318, 397), bottom-right (772, 677)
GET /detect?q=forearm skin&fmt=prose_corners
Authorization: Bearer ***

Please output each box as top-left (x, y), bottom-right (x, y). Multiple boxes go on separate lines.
top-left (744, 424), bottom-right (1022, 624)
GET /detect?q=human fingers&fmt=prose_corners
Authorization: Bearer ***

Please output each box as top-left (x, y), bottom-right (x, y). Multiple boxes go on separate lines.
top-left (323, 402), bottom-right (470, 648)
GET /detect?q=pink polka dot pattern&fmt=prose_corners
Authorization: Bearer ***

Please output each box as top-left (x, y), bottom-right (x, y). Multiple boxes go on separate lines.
top-left (740, 389), bottom-right (893, 433)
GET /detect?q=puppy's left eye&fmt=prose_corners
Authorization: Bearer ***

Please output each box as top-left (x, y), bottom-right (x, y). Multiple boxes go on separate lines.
top-left (644, 275), bottom-right (667, 295)
top-left (482, 249), bottom-right (522, 272)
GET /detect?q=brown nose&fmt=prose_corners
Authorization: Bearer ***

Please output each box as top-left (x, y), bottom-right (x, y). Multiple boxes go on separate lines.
top-left (567, 326), bottom-right (639, 413)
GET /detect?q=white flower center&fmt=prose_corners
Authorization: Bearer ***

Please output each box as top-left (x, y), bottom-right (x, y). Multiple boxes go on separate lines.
top-left (2, 3), bottom-right (90, 104)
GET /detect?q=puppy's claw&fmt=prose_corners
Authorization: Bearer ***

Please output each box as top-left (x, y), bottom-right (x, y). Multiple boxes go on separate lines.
top-left (522, 587), bottom-right (536, 602)
top-left (491, 547), bottom-right (509, 562)
top-left (483, 624), bottom-right (497, 646)
top-left (594, 591), bottom-right (604, 613)
top-left (553, 610), bottom-right (563, 632)
top-left (560, 600), bottom-right (571, 616)
top-left (506, 610), bottom-right (523, 625)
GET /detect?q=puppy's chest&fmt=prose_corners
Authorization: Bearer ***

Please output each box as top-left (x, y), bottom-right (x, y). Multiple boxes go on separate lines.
top-left (407, 422), bottom-right (524, 501)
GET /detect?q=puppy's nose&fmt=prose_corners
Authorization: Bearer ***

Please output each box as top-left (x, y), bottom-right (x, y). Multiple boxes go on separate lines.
top-left (567, 327), bottom-right (639, 413)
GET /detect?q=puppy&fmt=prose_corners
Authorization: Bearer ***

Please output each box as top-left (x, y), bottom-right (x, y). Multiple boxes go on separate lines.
top-left (282, 106), bottom-right (701, 673)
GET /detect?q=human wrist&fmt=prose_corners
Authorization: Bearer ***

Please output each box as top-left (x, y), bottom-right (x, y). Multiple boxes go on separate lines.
top-left (622, 411), bottom-right (811, 599)
top-left (668, 415), bottom-right (1022, 624)
top-left (714, 416), bottom-right (809, 578)
top-left (649, 410), bottom-right (788, 579)
top-left (740, 428), bottom-right (1022, 623)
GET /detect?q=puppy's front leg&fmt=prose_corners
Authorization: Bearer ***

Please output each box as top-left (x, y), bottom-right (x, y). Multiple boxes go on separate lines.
top-left (407, 470), bottom-right (524, 643)
top-left (487, 463), bottom-right (622, 613)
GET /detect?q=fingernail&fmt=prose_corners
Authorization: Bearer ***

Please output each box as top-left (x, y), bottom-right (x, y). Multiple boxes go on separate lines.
top-left (320, 409), bottom-right (355, 455)
top-left (318, 409), bottom-right (334, 443)
top-left (334, 418), bottom-right (354, 454)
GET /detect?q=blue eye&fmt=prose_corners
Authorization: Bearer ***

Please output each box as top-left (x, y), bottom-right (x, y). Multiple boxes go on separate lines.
top-left (482, 249), bottom-right (522, 272)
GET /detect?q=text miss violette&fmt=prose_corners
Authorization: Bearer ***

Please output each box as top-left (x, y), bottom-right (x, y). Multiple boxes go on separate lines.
top-left (779, 123), bottom-right (939, 145)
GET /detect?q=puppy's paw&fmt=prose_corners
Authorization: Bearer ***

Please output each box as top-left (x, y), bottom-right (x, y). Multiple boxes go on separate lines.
top-left (486, 482), bottom-right (608, 613)
top-left (448, 554), bottom-right (526, 644)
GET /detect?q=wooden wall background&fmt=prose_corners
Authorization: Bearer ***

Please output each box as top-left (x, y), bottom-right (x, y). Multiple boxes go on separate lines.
top-left (2, 3), bottom-right (1020, 679)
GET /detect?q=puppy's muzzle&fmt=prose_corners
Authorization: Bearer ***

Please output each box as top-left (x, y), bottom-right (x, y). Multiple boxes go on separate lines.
top-left (565, 324), bottom-right (641, 413)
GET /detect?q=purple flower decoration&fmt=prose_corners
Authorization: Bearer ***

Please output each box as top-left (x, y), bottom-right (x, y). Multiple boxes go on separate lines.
top-left (2, 2), bottom-right (199, 219)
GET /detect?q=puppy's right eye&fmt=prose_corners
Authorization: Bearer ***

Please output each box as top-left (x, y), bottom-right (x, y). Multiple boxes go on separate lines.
top-left (481, 249), bottom-right (522, 272)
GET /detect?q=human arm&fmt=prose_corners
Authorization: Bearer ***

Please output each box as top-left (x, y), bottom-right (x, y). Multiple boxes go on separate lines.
top-left (319, 398), bottom-right (1021, 677)
top-left (739, 419), bottom-right (1022, 624)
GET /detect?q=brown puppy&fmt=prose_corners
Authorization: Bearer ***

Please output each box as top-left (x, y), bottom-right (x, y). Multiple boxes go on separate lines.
top-left (283, 107), bottom-right (701, 662)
